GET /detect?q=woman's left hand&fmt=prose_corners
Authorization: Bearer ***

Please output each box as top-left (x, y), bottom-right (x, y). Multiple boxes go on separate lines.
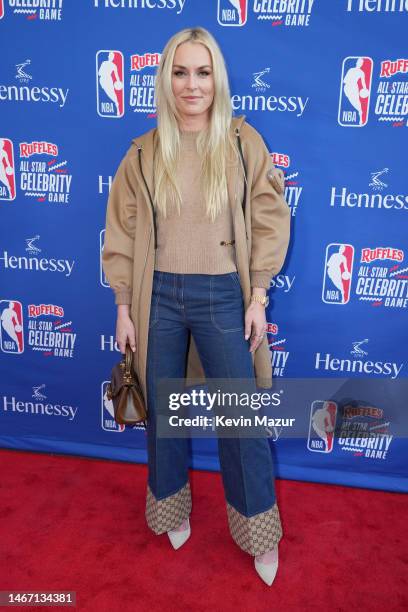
top-left (244, 303), bottom-right (267, 353)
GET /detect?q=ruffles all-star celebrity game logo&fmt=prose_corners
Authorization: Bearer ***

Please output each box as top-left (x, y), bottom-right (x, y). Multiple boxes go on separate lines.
top-left (0, 0), bottom-right (64, 21)
top-left (19, 140), bottom-right (72, 204)
top-left (130, 52), bottom-right (160, 115)
top-left (337, 401), bottom-right (394, 461)
top-left (28, 303), bottom-right (77, 357)
top-left (376, 58), bottom-right (408, 127)
top-left (266, 321), bottom-right (289, 376)
top-left (271, 150), bottom-right (302, 216)
top-left (253, 0), bottom-right (315, 27)
top-left (355, 246), bottom-right (408, 309)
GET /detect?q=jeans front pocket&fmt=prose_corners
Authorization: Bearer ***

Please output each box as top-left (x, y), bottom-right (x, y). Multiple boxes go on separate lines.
top-left (210, 273), bottom-right (244, 333)
top-left (149, 271), bottom-right (163, 329)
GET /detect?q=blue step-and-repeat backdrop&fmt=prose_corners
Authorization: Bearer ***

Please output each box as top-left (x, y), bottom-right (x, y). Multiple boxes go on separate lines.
top-left (1, 1), bottom-right (407, 493)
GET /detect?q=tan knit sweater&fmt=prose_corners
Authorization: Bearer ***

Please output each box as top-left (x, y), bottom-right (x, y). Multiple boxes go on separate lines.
top-left (154, 129), bottom-right (239, 276)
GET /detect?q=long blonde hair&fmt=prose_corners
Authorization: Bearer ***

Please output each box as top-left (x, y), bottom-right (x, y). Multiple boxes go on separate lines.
top-left (154, 27), bottom-right (238, 223)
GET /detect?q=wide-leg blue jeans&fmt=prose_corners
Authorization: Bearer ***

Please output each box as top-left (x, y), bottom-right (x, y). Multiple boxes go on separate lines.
top-left (144, 270), bottom-right (283, 556)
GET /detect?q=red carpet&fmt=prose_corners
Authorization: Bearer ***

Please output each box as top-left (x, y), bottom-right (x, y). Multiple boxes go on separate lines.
top-left (1, 449), bottom-right (407, 611)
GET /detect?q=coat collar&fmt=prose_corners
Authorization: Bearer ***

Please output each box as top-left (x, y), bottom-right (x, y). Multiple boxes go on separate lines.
top-left (130, 114), bottom-right (247, 233)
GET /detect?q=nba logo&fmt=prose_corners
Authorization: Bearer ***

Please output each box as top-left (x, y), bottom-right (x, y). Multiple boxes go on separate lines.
top-left (0, 1), bottom-right (4, 19)
top-left (322, 243), bottom-right (354, 305)
top-left (338, 56), bottom-right (373, 127)
top-left (101, 381), bottom-right (125, 432)
top-left (0, 300), bottom-right (24, 353)
top-left (307, 400), bottom-right (337, 453)
top-left (217, 0), bottom-right (247, 26)
top-left (96, 51), bottom-right (124, 118)
top-left (0, 138), bottom-right (16, 201)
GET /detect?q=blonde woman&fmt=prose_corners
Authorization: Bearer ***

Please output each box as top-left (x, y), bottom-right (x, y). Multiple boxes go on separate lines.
top-left (102, 27), bottom-right (290, 586)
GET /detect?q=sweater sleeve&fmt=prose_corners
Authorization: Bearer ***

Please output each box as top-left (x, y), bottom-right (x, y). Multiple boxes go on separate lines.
top-left (102, 149), bottom-right (138, 305)
top-left (248, 130), bottom-right (291, 290)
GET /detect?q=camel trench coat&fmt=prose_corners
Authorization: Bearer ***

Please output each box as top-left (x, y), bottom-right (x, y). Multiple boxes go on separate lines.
top-left (102, 115), bottom-right (291, 406)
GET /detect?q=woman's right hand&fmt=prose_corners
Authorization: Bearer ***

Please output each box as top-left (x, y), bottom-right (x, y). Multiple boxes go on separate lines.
top-left (116, 305), bottom-right (136, 354)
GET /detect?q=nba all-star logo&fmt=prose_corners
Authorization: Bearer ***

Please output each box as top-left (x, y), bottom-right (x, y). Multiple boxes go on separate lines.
top-left (266, 321), bottom-right (289, 376)
top-left (96, 50), bottom-right (160, 118)
top-left (338, 56), bottom-right (408, 127)
top-left (0, 0), bottom-right (64, 20)
top-left (270, 151), bottom-right (302, 216)
top-left (322, 243), bottom-right (408, 309)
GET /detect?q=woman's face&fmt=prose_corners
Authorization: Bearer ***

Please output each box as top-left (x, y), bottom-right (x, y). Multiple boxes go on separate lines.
top-left (171, 41), bottom-right (214, 125)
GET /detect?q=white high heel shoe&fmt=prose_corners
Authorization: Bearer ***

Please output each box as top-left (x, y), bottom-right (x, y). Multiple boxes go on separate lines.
top-left (254, 546), bottom-right (279, 586)
top-left (167, 518), bottom-right (191, 550)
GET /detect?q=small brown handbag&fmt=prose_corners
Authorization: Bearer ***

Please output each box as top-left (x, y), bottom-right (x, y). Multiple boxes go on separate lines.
top-left (106, 343), bottom-right (147, 427)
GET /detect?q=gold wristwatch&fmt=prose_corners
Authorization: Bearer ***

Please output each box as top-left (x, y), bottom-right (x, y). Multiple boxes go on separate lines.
top-left (250, 294), bottom-right (269, 307)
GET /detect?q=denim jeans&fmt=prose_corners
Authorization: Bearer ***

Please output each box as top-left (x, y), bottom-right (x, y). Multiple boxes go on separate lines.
top-left (144, 270), bottom-right (283, 556)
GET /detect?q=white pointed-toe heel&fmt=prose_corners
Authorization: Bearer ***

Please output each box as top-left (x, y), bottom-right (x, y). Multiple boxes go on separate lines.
top-left (167, 518), bottom-right (191, 550)
top-left (254, 546), bottom-right (279, 586)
